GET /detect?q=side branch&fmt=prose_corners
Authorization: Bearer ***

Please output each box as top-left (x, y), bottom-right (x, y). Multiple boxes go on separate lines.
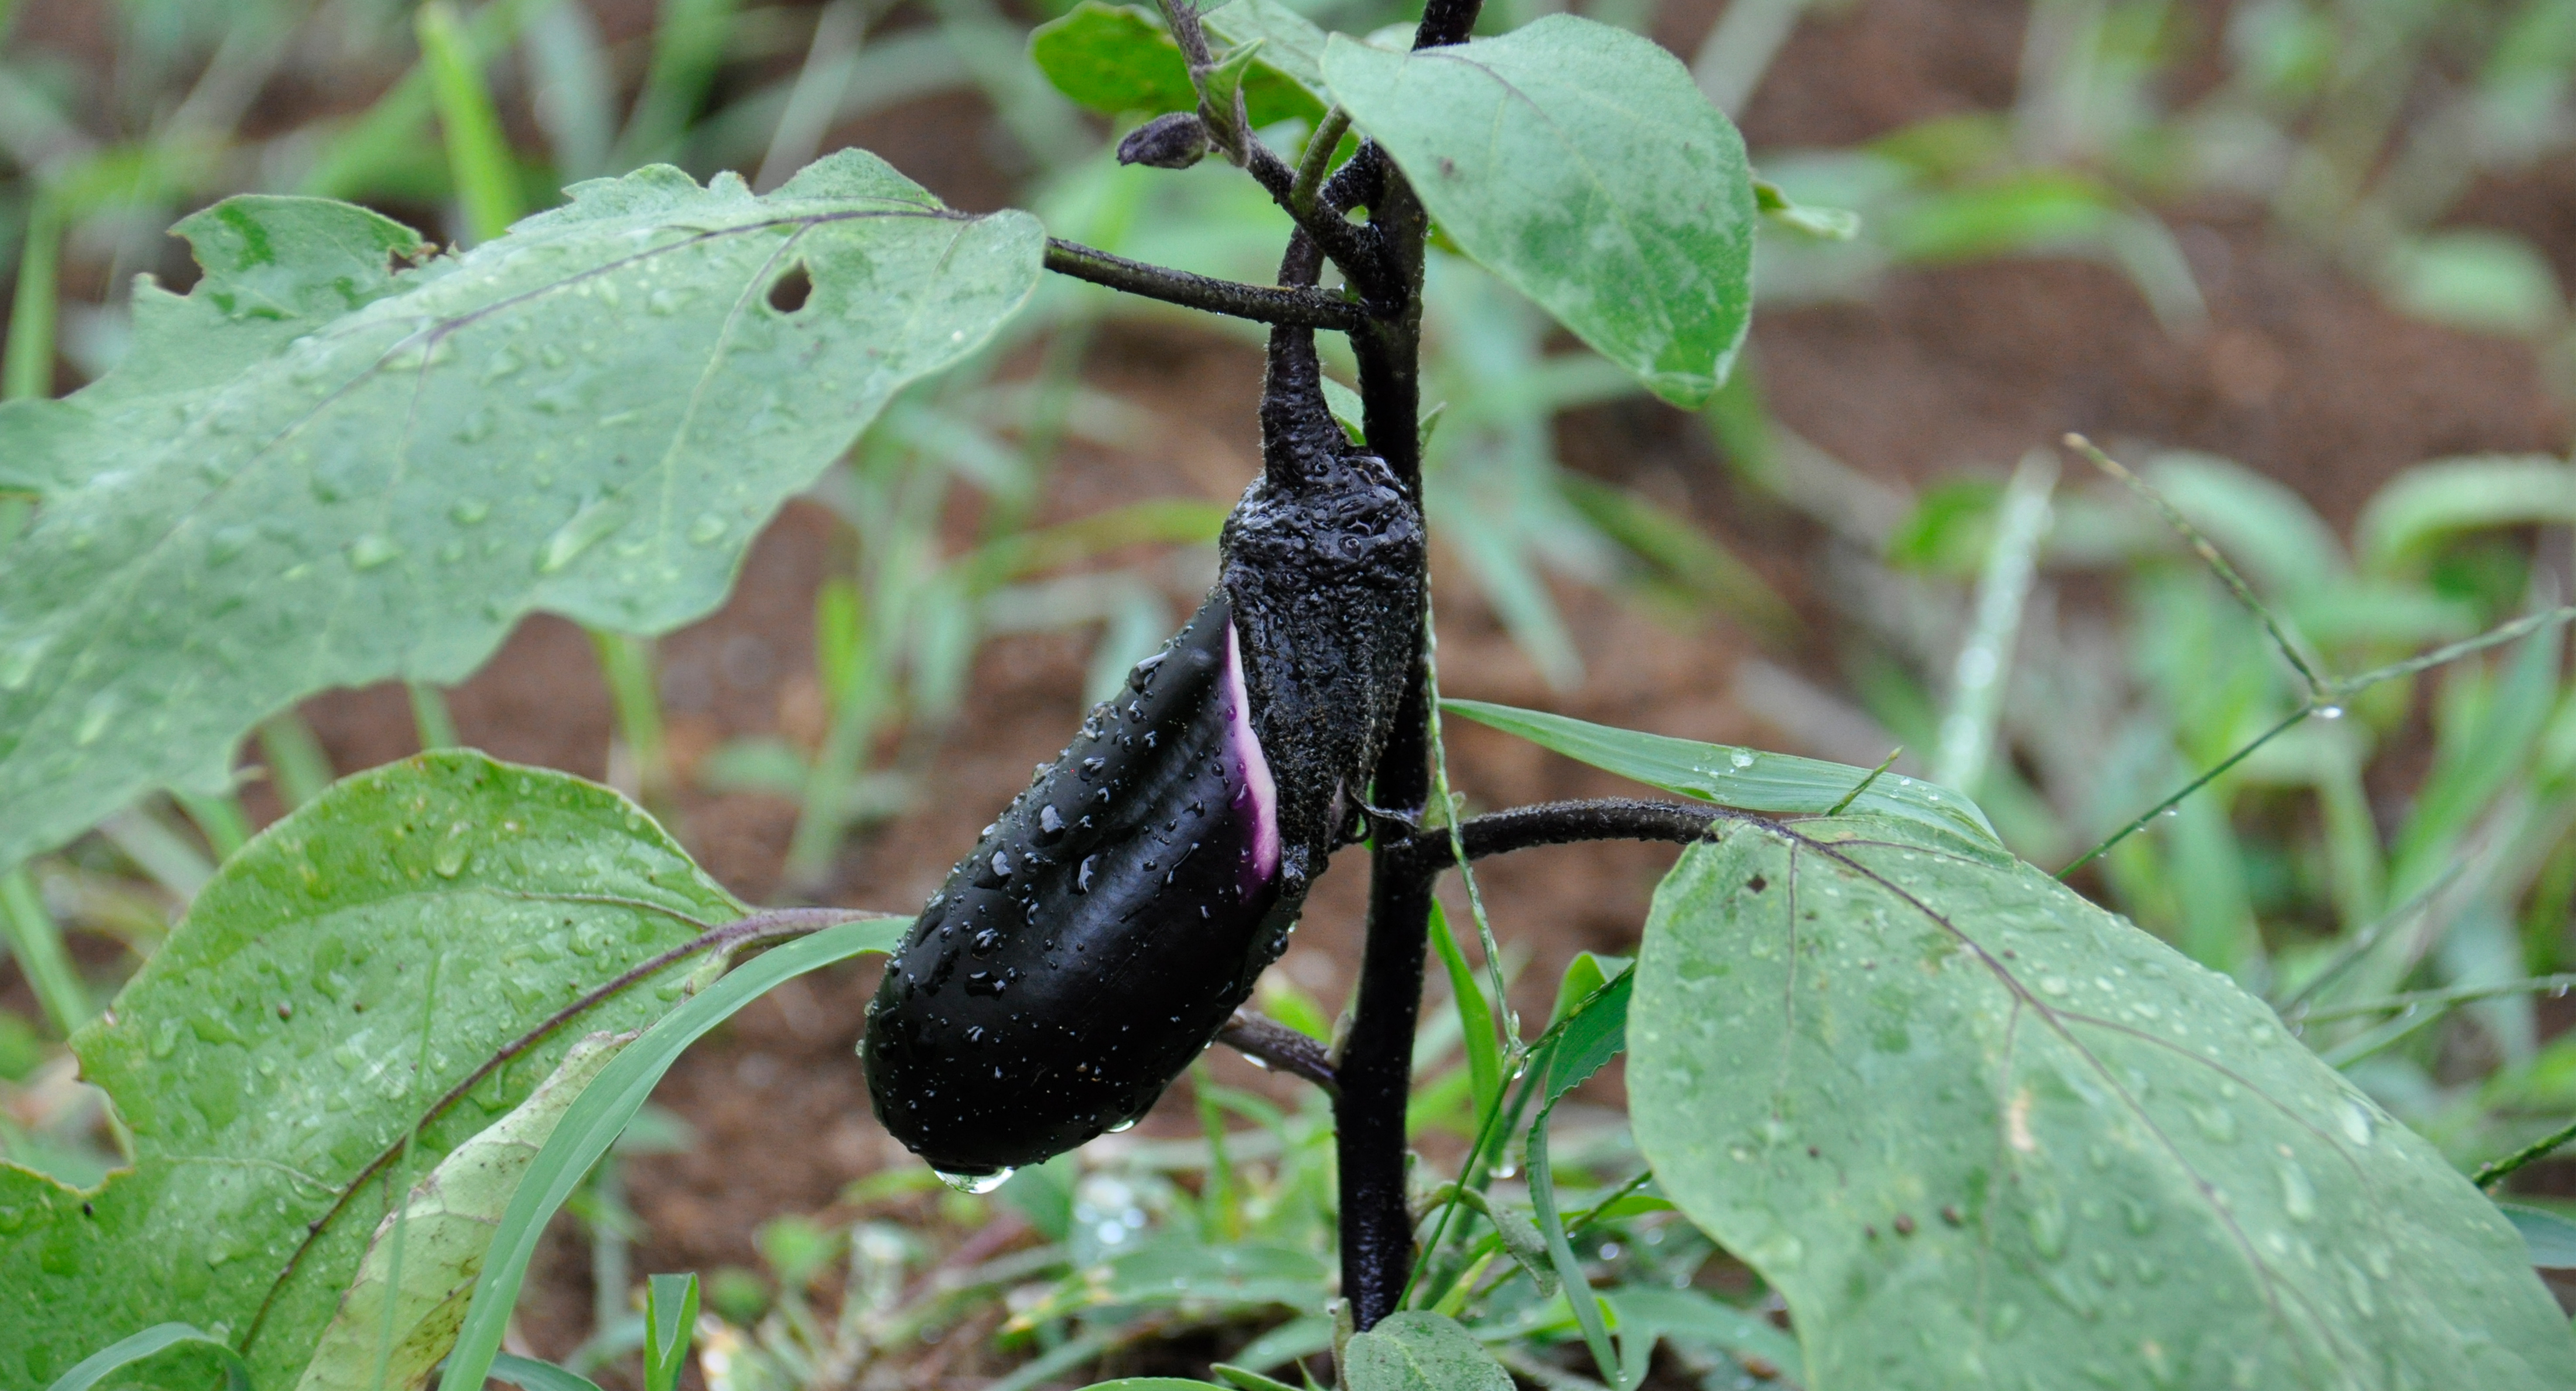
top-left (1044, 238), bottom-right (1363, 330)
top-left (1240, 145), bottom-right (1390, 301)
top-left (1218, 1010), bottom-right (1339, 1094)
top-left (1388, 798), bottom-right (1723, 873)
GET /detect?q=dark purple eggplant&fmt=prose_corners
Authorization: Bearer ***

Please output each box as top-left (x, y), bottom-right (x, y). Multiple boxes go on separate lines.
top-left (862, 323), bottom-right (1423, 1179)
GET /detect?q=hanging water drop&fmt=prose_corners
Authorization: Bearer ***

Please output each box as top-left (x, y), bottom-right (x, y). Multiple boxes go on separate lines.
top-left (932, 1167), bottom-right (1015, 1195)
top-left (2315, 704), bottom-right (2344, 720)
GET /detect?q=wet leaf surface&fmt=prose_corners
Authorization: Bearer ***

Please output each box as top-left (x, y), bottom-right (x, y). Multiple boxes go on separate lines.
top-left (1630, 814), bottom-right (2576, 1389)
top-left (0, 152), bottom-right (1042, 869)
top-left (0, 754), bottom-right (736, 1390)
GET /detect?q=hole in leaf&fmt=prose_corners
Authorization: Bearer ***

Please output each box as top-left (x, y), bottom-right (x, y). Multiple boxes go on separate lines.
top-left (767, 262), bottom-right (813, 314)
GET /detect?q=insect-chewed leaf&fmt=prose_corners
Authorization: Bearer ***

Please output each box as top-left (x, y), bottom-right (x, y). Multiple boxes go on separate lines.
top-left (0, 150), bottom-right (1043, 870)
top-left (1628, 813), bottom-right (2576, 1389)
top-left (1028, 0), bottom-right (1328, 127)
top-left (0, 752), bottom-right (738, 1391)
top-left (1322, 16), bottom-right (1755, 408)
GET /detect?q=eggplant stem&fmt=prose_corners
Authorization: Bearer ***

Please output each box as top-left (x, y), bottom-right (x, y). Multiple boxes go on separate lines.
top-left (1042, 238), bottom-right (1361, 330)
top-left (1217, 1010), bottom-right (1340, 1095)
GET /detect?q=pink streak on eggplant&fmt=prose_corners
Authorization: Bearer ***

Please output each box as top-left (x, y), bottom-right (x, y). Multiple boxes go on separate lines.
top-left (1223, 618), bottom-right (1281, 895)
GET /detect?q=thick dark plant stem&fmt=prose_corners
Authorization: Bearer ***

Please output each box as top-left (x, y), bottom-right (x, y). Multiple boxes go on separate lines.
top-left (1043, 238), bottom-right (1360, 330)
top-left (1329, 2), bottom-right (1475, 1331)
top-left (1413, 0), bottom-right (1481, 46)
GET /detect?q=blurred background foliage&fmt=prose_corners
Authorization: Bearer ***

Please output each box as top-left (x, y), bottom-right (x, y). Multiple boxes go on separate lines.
top-left (7, 0), bottom-right (2576, 1384)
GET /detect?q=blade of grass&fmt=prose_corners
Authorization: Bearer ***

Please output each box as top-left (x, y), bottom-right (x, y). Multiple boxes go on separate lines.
top-left (419, 0), bottom-right (524, 245)
top-left (2064, 606), bottom-right (2576, 878)
top-left (491, 1353), bottom-right (609, 1391)
top-left (97, 807), bottom-right (213, 902)
top-left (408, 682), bottom-right (461, 751)
top-left (2066, 433), bottom-right (2325, 697)
top-left (1193, 1062), bottom-right (1242, 1241)
top-left (172, 790), bottom-right (252, 861)
top-left (2318, 1004), bottom-right (2442, 1069)
top-left (297, 0), bottom-right (551, 200)
top-left (1430, 902), bottom-right (1503, 1143)
top-left (2335, 605), bottom-right (2576, 694)
top-left (258, 713), bottom-right (336, 810)
top-left (1527, 1107), bottom-right (1620, 1388)
top-left (437, 916), bottom-right (907, 1391)
top-left (41, 1323), bottom-right (251, 1391)
top-left (525, 0), bottom-right (617, 183)
top-left (1427, 637), bottom-right (1516, 1044)
top-left (2292, 972), bottom-right (2576, 1024)
top-left (588, 1156), bottom-right (631, 1342)
top-left (0, 866), bottom-right (87, 1036)
top-left (981, 1322), bottom-right (1137, 1391)
top-left (3, 189), bottom-right (59, 401)
top-left (617, 0), bottom-right (742, 166)
top-left (592, 631), bottom-right (674, 811)
top-left (1826, 748), bottom-right (1903, 817)
top-left (2273, 861), bottom-right (2467, 1015)
top-left (1930, 449), bottom-right (2057, 793)
top-left (755, 0), bottom-right (868, 191)
top-left (2057, 705), bottom-right (2313, 879)
top-left (642, 1273), bottom-right (700, 1391)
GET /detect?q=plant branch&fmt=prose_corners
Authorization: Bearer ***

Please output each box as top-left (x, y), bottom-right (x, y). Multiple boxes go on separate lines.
top-left (1414, 0), bottom-right (1482, 47)
top-left (1292, 108), bottom-right (1352, 215)
top-left (1388, 798), bottom-right (1723, 872)
top-left (1043, 238), bottom-right (1361, 330)
top-left (1241, 142), bottom-right (1389, 300)
top-left (244, 907), bottom-right (879, 1351)
top-left (1217, 1009), bottom-right (1339, 1094)
top-left (2477, 1115), bottom-right (2576, 1189)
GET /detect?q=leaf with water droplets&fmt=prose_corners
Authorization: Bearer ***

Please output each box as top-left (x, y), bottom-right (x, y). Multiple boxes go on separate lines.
top-left (0, 153), bottom-right (1044, 868)
top-left (1629, 812), bottom-right (2576, 1388)
top-left (292, 1030), bottom-right (632, 1391)
top-left (0, 753), bottom-right (738, 1391)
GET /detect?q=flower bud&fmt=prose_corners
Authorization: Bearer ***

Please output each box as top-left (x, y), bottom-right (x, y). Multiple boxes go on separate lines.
top-left (1118, 112), bottom-right (1211, 170)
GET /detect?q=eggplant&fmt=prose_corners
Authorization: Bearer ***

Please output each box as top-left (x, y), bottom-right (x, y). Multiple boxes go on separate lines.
top-left (862, 323), bottom-right (1423, 1179)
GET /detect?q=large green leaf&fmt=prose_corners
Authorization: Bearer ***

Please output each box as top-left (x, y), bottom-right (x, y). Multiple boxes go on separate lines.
top-left (1628, 813), bottom-right (2576, 1388)
top-left (1028, 0), bottom-right (1329, 127)
top-left (0, 753), bottom-right (738, 1391)
top-left (1442, 698), bottom-right (2000, 855)
top-left (1321, 17), bottom-right (1753, 408)
top-left (0, 151), bottom-right (1043, 870)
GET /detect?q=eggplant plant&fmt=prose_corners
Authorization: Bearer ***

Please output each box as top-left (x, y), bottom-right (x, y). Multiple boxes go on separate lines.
top-left (4, 3), bottom-right (2576, 1389)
